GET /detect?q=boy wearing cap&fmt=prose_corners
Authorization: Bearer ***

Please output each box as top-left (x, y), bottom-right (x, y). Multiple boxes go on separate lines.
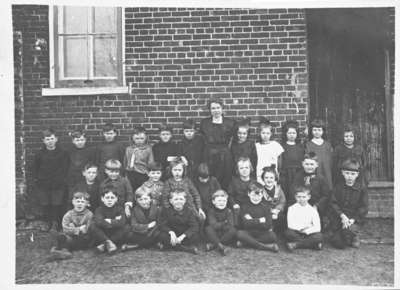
top-left (329, 158), bottom-right (368, 249)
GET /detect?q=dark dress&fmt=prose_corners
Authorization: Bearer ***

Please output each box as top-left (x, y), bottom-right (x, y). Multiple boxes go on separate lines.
top-left (66, 145), bottom-right (96, 189)
top-left (200, 117), bottom-right (236, 190)
top-left (230, 139), bottom-right (257, 176)
top-left (177, 135), bottom-right (205, 179)
top-left (280, 142), bottom-right (305, 195)
top-left (152, 140), bottom-right (179, 180)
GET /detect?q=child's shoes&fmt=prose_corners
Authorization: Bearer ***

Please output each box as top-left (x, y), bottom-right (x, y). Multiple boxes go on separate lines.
top-left (316, 242), bottom-right (323, 250)
top-left (96, 243), bottom-right (106, 253)
top-left (205, 243), bottom-right (215, 251)
top-left (121, 243), bottom-right (140, 252)
top-left (105, 240), bottom-right (117, 254)
top-left (286, 242), bottom-right (297, 252)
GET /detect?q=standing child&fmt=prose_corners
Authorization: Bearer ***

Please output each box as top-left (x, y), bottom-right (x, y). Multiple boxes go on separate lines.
top-left (157, 190), bottom-right (200, 254)
top-left (305, 119), bottom-right (333, 190)
top-left (236, 182), bottom-right (279, 252)
top-left (204, 190), bottom-right (236, 256)
top-left (162, 157), bottom-right (206, 221)
top-left (66, 129), bottom-right (95, 191)
top-left (99, 159), bottom-right (134, 218)
top-left (124, 126), bottom-right (153, 193)
top-left (333, 124), bottom-right (369, 186)
top-left (230, 117), bottom-right (257, 176)
top-left (33, 128), bottom-right (69, 231)
top-left (69, 163), bottom-right (100, 211)
top-left (152, 124), bottom-right (179, 180)
top-left (193, 163), bottom-right (221, 213)
top-left (261, 165), bottom-right (286, 233)
top-left (255, 117), bottom-right (284, 183)
top-left (122, 187), bottom-right (161, 251)
top-left (177, 119), bottom-right (205, 180)
top-left (95, 123), bottom-right (125, 180)
top-left (330, 158), bottom-right (368, 249)
top-left (137, 161), bottom-right (164, 206)
top-left (90, 187), bottom-right (128, 254)
top-left (285, 185), bottom-right (323, 251)
top-left (50, 191), bottom-right (93, 260)
top-left (280, 120), bottom-right (305, 195)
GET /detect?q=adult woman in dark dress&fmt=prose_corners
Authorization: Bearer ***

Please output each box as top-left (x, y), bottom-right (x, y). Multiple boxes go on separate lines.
top-left (200, 98), bottom-right (236, 190)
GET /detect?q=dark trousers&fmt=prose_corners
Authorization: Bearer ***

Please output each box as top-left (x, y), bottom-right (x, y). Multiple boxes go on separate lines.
top-left (127, 170), bottom-right (148, 193)
top-left (89, 224), bottom-right (127, 245)
top-left (236, 229), bottom-right (277, 248)
top-left (125, 231), bottom-right (159, 247)
top-left (330, 224), bottom-right (360, 249)
top-left (205, 225), bottom-right (236, 246)
top-left (57, 233), bottom-right (92, 251)
top-left (157, 231), bottom-right (200, 247)
top-left (272, 212), bottom-right (286, 234)
top-left (284, 229), bottom-right (323, 249)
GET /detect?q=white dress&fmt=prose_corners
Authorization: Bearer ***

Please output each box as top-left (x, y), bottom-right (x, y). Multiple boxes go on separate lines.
top-left (255, 140), bottom-right (284, 183)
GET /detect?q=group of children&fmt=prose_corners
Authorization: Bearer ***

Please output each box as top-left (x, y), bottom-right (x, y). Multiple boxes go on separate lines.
top-left (32, 101), bottom-right (369, 259)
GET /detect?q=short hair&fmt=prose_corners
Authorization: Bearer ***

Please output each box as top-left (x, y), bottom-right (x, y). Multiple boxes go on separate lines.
top-left (69, 129), bottom-right (85, 139)
top-left (259, 116), bottom-right (273, 130)
top-left (294, 185), bottom-right (311, 196)
top-left (207, 97), bottom-right (224, 110)
top-left (247, 181), bottom-right (265, 195)
top-left (341, 158), bottom-right (360, 172)
top-left (101, 185), bottom-right (118, 197)
top-left (303, 152), bottom-right (318, 162)
top-left (197, 162), bottom-right (210, 179)
top-left (183, 119), bottom-right (196, 130)
top-left (169, 189), bottom-right (187, 199)
top-left (42, 128), bottom-right (56, 138)
top-left (102, 122), bottom-right (117, 133)
top-left (105, 159), bottom-right (122, 170)
top-left (282, 120), bottom-right (300, 143)
top-left (72, 191), bottom-right (90, 201)
top-left (159, 123), bottom-right (173, 133)
top-left (236, 157), bottom-right (253, 174)
top-left (308, 118), bottom-right (326, 140)
top-left (261, 165), bottom-right (278, 182)
top-left (343, 123), bottom-right (356, 133)
top-left (148, 161), bottom-right (162, 172)
top-left (166, 157), bottom-right (187, 178)
top-left (83, 162), bottom-right (98, 172)
top-left (132, 126), bottom-right (146, 135)
top-left (135, 186), bottom-right (152, 200)
top-left (212, 189), bottom-right (228, 200)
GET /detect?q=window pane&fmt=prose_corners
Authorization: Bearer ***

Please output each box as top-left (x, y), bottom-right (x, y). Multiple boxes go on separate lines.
top-left (62, 36), bottom-right (88, 78)
top-left (63, 6), bottom-right (88, 34)
top-left (93, 37), bottom-right (117, 77)
top-left (94, 7), bottom-right (116, 33)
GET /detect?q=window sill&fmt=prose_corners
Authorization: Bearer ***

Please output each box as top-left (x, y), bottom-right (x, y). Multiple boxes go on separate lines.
top-left (42, 86), bottom-right (129, 96)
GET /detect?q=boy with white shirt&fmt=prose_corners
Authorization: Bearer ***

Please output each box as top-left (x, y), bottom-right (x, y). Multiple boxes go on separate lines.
top-left (284, 185), bottom-right (323, 251)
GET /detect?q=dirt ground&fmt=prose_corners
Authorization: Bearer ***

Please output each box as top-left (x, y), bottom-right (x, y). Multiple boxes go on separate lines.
top-left (15, 218), bottom-right (394, 285)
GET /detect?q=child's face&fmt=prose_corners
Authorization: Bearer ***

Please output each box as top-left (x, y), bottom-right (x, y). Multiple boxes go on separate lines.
top-left (312, 127), bottom-right (323, 139)
top-left (159, 131), bottom-right (172, 143)
top-left (237, 127), bottom-right (248, 143)
top-left (170, 193), bottom-right (186, 211)
top-left (198, 176), bottom-right (209, 183)
top-left (148, 170), bottom-right (162, 182)
top-left (212, 196), bottom-right (228, 210)
top-left (248, 190), bottom-right (263, 205)
top-left (172, 164), bottom-right (184, 180)
top-left (302, 158), bottom-right (318, 174)
top-left (72, 136), bottom-right (86, 149)
top-left (342, 170), bottom-right (359, 186)
top-left (260, 127), bottom-right (272, 143)
top-left (132, 133), bottom-right (146, 146)
top-left (72, 197), bottom-right (88, 212)
top-left (210, 102), bottom-right (223, 119)
top-left (105, 168), bottom-right (120, 180)
top-left (101, 192), bottom-right (118, 207)
top-left (286, 128), bottom-right (297, 142)
top-left (343, 131), bottom-right (355, 146)
top-left (183, 129), bottom-right (196, 140)
top-left (237, 160), bottom-right (251, 178)
top-left (103, 130), bottom-right (117, 142)
top-left (83, 167), bottom-right (98, 183)
top-left (295, 191), bottom-right (310, 206)
top-left (137, 194), bottom-right (151, 210)
top-left (43, 135), bottom-right (58, 150)
top-left (263, 172), bottom-right (276, 188)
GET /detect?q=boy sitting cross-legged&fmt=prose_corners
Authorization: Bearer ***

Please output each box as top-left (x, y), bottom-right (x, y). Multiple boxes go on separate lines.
top-left (50, 191), bottom-right (93, 260)
top-left (121, 186), bottom-right (161, 251)
top-left (204, 190), bottom-right (236, 256)
top-left (90, 186), bottom-right (128, 254)
top-left (157, 189), bottom-right (200, 255)
top-left (285, 185), bottom-right (323, 252)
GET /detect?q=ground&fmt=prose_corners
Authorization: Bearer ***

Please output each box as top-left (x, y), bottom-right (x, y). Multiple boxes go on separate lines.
top-left (15, 218), bottom-right (394, 285)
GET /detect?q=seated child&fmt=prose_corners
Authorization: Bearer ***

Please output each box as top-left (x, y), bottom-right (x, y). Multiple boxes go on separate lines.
top-left (100, 159), bottom-right (134, 217)
top-left (236, 181), bottom-right (279, 252)
top-left (204, 190), bottom-right (236, 256)
top-left (90, 187), bottom-right (128, 254)
top-left (137, 161), bottom-right (164, 206)
top-left (122, 186), bottom-right (161, 251)
top-left (285, 185), bottom-right (323, 251)
top-left (69, 163), bottom-right (100, 211)
top-left (157, 190), bottom-right (200, 254)
top-left (329, 158), bottom-right (368, 249)
top-left (50, 191), bottom-right (93, 260)
top-left (193, 162), bottom-right (221, 213)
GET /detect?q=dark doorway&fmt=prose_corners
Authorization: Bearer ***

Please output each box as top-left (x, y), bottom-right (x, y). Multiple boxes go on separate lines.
top-left (306, 8), bottom-right (394, 181)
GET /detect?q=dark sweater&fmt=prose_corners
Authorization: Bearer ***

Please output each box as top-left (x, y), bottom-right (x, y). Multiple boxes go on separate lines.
top-left (95, 140), bottom-right (125, 169)
top-left (33, 145), bottom-right (70, 188)
top-left (230, 139), bottom-right (257, 170)
top-left (93, 204), bottom-right (126, 229)
top-left (69, 180), bottom-right (101, 210)
top-left (99, 176), bottom-right (134, 206)
top-left (227, 176), bottom-right (255, 207)
top-left (193, 176), bottom-right (221, 211)
top-left (177, 135), bottom-right (205, 177)
top-left (66, 145), bottom-right (96, 186)
top-left (207, 207), bottom-right (234, 231)
top-left (129, 203), bottom-right (160, 234)
top-left (158, 205), bottom-right (199, 238)
top-left (152, 140), bottom-right (179, 174)
top-left (239, 201), bottom-right (273, 231)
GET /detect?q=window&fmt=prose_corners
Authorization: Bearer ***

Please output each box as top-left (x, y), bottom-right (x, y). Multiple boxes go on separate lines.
top-left (52, 6), bottom-right (123, 88)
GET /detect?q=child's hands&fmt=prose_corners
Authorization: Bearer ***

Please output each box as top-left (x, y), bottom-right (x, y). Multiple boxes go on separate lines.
top-left (199, 208), bottom-right (206, 220)
top-left (176, 234), bottom-right (186, 244)
top-left (79, 225), bottom-right (87, 234)
top-left (259, 217), bottom-right (266, 223)
top-left (115, 215), bottom-right (122, 220)
top-left (105, 218), bottom-right (112, 223)
top-left (125, 205), bottom-right (131, 217)
top-left (340, 213), bottom-right (351, 228)
top-left (233, 204), bottom-right (240, 210)
top-left (148, 221), bottom-right (156, 229)
top-left (169, 231), bottom-right (178, 246)
top-left (244, 214), bottom-right (252, 220)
